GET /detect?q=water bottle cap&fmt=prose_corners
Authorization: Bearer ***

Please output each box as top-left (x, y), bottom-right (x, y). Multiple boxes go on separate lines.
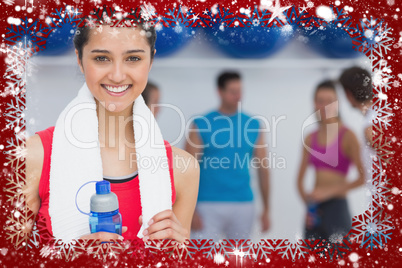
top-left (91, 181), bottom-right (119, 212)
top-left (96, 181), bottom-right (111, 194)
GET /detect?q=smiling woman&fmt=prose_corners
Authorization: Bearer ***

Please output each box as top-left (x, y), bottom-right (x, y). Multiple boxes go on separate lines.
top-left (75, 26), bottom-right (154, 114)
top-left (23, 23), bottom-right (199, 244)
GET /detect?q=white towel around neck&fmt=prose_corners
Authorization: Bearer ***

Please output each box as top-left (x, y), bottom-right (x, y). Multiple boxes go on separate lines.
top-left (48, 83), bottom-right (172, 243)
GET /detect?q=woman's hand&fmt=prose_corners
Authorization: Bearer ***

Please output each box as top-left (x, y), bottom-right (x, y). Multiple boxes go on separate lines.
top-left (139, 209), bottom-right (189, 243)
top-left (80, 226), bottom-right (127, 242)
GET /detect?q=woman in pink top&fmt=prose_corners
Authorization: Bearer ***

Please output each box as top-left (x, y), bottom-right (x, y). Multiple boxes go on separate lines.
top-left (297, 80), bottom-right (365, 240)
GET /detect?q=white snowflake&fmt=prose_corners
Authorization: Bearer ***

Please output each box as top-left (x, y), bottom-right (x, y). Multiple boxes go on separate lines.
top-left (266, 0), bottom-right (292, 24)
top-left (174, 23), bottom-right (183, 34)
top-left (348, 206), bottom-right (393, 250)
top-left (252, 18), bottom-right (260, 26)
top-left (141, 3), bottom-right (157, 21)
top-left (275, 240), bottom-right (310, 261)
top-left (372, 101), bottom-right (393, 130)
top-left (154, 22), bottom-right (163, 32)
top-left (370, 160), bottom-right (391, 207)
top-left (3, 43), bottom-right (32, 98)
top-left (352, 18), bottom-right (393, 63)
top-left (372, 61), bottom-right (393, 93)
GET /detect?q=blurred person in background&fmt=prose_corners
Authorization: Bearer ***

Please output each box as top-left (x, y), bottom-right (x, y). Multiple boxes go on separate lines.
top-left (142, 81), bottom-right (161, 117)
top-left (339, 67), bottom-right (375, 182)
top-left (297, 80), bottom-right (365, 241)
top-left (185, 71), bottom-right (270, 240)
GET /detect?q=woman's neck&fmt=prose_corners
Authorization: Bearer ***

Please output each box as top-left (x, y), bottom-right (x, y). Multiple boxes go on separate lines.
top-left (319, 117), bottom-right (341, 131)
top-left (97, 101), bottom-right (135, 148)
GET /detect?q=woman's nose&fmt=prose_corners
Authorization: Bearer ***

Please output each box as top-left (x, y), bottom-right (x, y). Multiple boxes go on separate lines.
top-left (108, 62), bottom-right (126, 83)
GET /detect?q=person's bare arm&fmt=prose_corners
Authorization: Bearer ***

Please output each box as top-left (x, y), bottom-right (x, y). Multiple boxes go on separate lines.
top-left (172, 147), bottom-right (200, 236)
top-left (253, 132), bottom-right (270, 232)
top-left (184, 123), bottom-right (203, 231)
top-left (141, 147), bottom-right (200, 242)
top-left (297, 135), bottom-right (311, 204)
top-left (23, 134), bottom-right (44, 216)
top-left (341, 130), bottom-right (365, 192)
top-left (184, 123), bottom-right (203, 160)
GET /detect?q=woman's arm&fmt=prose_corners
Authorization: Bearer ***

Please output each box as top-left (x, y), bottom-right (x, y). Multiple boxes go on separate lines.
top-left (297, 135), bottom-right (311, 204)
top-left (184, 123), bottom-right (204, 231)
top-left (339, 129), bottom-right (365, 193)
top-left (141, 147), bottom-right (200, 243)
top-left (23, 135), bottom-right (44, 216)
top-left (172, 146), bottom-right (200, 235)
top-left (184, 123), bottom-right (203, 160)
top-left (252, 131), bottom-right (270, 232)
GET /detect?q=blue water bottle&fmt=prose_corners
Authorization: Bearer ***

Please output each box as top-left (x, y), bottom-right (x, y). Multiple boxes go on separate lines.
top-left (76, 180), bottom-right (122, 235)
top-left (89, 181), bottom-right (122, 234)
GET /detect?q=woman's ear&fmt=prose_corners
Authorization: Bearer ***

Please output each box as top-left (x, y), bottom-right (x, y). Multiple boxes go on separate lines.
top-left (75, 49), bottom-right (84, 74)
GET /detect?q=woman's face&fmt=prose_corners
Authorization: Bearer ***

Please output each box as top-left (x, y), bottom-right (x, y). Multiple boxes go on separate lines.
top-left (314, 88), bottom-right (338, 121)
top-left (76, 26), bottom-right (153, 114)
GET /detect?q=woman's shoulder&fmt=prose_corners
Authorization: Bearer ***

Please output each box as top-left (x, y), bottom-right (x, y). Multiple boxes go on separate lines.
top-left (27, 126), bottom-right (54, 172)
top-left (170, 146), bottom-right (199, 202)
top-left (25, 127), bottom-right (55, 193)
top-left (171, 146), bottom-right (199, 171)
top-left (339, 127), bottom-right (359, 153)
top-left (170, 146), bottom-right (200, 183)
top-left (26, 134), bottom-right (45, 173)
top-left (340, 125), bottom-right (358, 143)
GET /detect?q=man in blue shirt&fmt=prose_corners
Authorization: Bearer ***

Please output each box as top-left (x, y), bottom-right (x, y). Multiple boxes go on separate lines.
top-left (185, 71), bottom-right (270, 240)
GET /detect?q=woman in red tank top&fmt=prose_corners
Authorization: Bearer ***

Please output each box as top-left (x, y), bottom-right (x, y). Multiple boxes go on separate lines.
top-left (25, 22), bottom-right (199, 244)
top-left (35, 126), bottom-right (177, 242)
top-left (296, 80), bottom-right (365, 240)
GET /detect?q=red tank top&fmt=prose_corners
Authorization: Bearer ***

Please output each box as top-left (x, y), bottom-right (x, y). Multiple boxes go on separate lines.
top-left (35, 126), bottom-right (176, 242)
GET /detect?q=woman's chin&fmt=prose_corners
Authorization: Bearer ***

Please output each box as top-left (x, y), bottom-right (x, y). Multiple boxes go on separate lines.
top-left (108, 103), bottom-right (134, 114)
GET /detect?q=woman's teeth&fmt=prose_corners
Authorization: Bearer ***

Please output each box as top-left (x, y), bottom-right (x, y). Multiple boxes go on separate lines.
top-left (104, 85), bottom-right (130, 93)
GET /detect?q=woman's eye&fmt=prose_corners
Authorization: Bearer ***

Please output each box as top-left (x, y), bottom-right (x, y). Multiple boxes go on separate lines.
top-left (95, 56), bottom-right (109, 62)
top-left (127, 56), bottom-right (140, 62)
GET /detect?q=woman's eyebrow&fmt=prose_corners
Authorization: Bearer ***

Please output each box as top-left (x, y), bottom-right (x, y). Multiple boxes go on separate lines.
top-left (90, 49), bottom-right (146, 54)
top-left (91, 49), bottom-right (110, 53)
top-left (125, 49), bottom-right (146, 54)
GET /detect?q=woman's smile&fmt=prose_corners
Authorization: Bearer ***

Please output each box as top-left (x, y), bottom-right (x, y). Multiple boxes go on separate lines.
top-left (102, 84), bottom-right (132, 96)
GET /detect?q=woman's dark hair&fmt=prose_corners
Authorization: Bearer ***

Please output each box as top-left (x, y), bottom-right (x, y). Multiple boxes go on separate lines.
top-left (314, 80), bottom-right (336, 98)
top-left (316, 80), bottom-right (336, 91)
top-left (339, 67), bottom-right (373, 102)
top-left (73, 23), bottom-right (156, 63)
top-left (142, 81), bottom-right (159, 106)
top-left (217, 71), bottom-right (241, 90)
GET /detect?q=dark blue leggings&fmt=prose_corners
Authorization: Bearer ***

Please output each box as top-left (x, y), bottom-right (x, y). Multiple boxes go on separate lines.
top-left (304, 198), bottom-right (352, 240)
